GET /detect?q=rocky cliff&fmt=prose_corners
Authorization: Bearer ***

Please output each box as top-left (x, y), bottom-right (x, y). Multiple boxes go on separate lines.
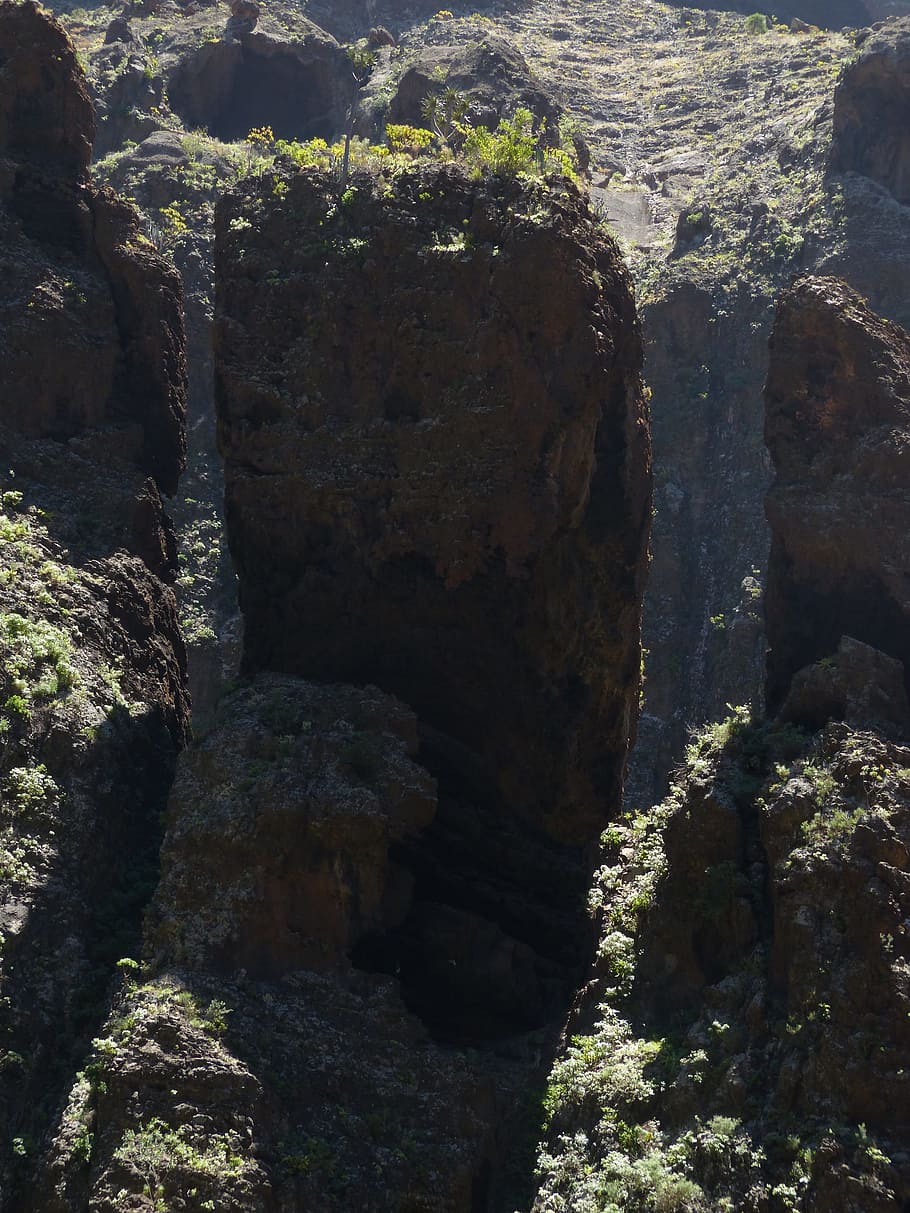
top-left (764, 276), bottom-right (910, 716)
top-left (24, 161), bottom-right (652, 1213)
top-left (532, 275), bottom-right (910, 1212)
top-left (0, 3), bottom-right (188, 1203)
top-left (830, 17), bottom-right (910, 203)
top-left (215, 162), bottom-right (649, 1034)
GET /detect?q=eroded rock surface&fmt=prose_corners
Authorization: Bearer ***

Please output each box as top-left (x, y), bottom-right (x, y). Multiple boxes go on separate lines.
top-left (164, 20), bottom-right (356, 144)
top-left (152, 675), bottom-right (437, 977)
top-left (535, 716), bottom-right (910, 1212)
top-left (39, 674), bottom-right (509, 1213)
top-left (215, 162), bottom-right (649, 1045)
top-left (830, 17), bottom-right (910, 204)
top-left (532, 253), bottom-right (910, 1213)
top-left (216, 163), bottom-right (648, 840)
top-left (764, 276), bottom-right (910, 713)
top-left (384, 33), bottom-right (588, 169)
top-left (0, 3), bottom-right (188, 1201)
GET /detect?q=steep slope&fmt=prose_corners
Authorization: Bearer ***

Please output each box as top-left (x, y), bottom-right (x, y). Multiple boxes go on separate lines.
top-left (532, 277), bottom-right (910, 1212)
top-left (0, 2), bottom-right (188, 1205)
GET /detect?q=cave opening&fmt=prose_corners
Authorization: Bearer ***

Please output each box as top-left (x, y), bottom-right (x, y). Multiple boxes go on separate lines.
top-left (167, 43), bottom-right (351, 144)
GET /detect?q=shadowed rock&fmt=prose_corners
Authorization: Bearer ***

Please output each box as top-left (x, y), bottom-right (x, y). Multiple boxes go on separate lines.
top-left (764, 275), bottom-right (910, 718)
top-left (215, 162), bottom-right (649, 1041)
top-left (165, 22), bottom-right (356, 143)
top-left (0, 3), bottom-right (188, 1201)
top-left (830, 17), bottom-right (910, 203)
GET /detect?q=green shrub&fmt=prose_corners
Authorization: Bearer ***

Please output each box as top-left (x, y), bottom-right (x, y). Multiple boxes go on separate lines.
top-left (744, 12), bottom-right (769, 34)
top-left (386, 124), bottom-right (435, 155)
top-left (462, 108), bottom-right (538, 176)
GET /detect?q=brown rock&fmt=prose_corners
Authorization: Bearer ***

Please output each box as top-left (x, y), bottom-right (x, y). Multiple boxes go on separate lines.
top-left (780, 635), bottom-right (910, 736)
top-left (215, 163), bottom-right (648, 846)
top-left (764, 276), bottom-right (910, 720)
top-left (165, 22), bottom-right (357, 142)
top-left (831, 17), bottom-right (910, 203)
top-left (0, 5), bottom-right (188, 1199)
top-left (214, 163), bottom-right (649, 1042)
top-left (368, 24), bottom-right (396, 47)
top-left (151, 675), bottom-right (437, 977)
top-left (388, 35), bottom-right (589, 172)
top-left (0, 1), bottom-right (94, 176)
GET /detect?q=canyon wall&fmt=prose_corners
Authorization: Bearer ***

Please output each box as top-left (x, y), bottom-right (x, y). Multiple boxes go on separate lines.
top-left (0, 3), bottom-right (188, 1205)
top-left (764, 276), bottom-right (910, 716)
top-left (533, 275), bottom-right (910, 1212)
top-left (36, 161), bottom-right (650, 1213)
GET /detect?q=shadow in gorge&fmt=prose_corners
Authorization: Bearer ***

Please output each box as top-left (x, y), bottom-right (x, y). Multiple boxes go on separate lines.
top-left (350, 722), bottom-right (596, 1047)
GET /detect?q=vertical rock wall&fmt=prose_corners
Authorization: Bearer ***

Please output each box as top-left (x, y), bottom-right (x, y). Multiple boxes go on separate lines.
top-left (764, 275), bottom-right (910, 714)
top-left (0, 4), bottom-right (188, 1202)
top-left (215, 162), bottom-right (650, 1040)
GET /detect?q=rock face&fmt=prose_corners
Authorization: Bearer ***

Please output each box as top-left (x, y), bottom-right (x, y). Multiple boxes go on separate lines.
top-left (37, 675), bottom-right (504, 1213)
top-left (152, 675), bottom-right (437, 978)
top-left (830, 18), bottom-right (910, 204)
top-left (535, 715), bottom-right (910, 1212)
top-left (532, 259), bottom-right (910, 1213)
top-left (764, 276), bottom-right (910, 714)
top-left (0, 3), bottom-right (185, 503)
top-left (165, 21), bottom-right (357, 143)
top-left (215, 162), bottom-right (649, 1041)
top-left (217, 164), bottom-right (648, 837)
top-left (0, 4), bottom-right (188, 1202)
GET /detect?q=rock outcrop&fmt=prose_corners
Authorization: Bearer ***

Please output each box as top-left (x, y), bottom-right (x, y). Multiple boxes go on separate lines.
top-left (152, 675), bottom-right (437, 978)
top-left (764, 276), bottom-right (910, 714)
top-left (535, 712), bottom-right (910, 1212)
top-left (533, 275), bottom-right (910, 1211)
top-left (164, 19), bottom-right (357, 143)
top-left (39, 676), bottom-right (503, 1213)
top-left (216, 163), bottom-right (648, 835)
top-left (385, 34), bottom-right (588, 170)
top-left (0, 3), bottom-right (187, 1202)
top-left (215, 162), bottom-right (649, 1040)
top-left (830, 18), bottom-right (910, 204)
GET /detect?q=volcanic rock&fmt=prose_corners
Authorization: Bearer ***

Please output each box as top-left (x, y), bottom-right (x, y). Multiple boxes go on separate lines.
top-left (764, 275), bottom-right (910, 717)
top-left (216, 163), bottom-right (647, 839)
top-left (152, 675), bottom-right (437, 977)
top-left (215, 163), bottom-right (649, 1040)
top-left (0, 4), bottom-right (188, 1200)
top-left (164, 20), bottom-right (356, 143)
top-left (830, 17), bottom-right (910, 203)
top-left (388, 34), bottom-right (588, 171)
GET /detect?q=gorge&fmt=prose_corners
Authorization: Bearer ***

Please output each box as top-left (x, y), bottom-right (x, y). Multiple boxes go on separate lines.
top-left (1, 0), bottom-right (909, 1209)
